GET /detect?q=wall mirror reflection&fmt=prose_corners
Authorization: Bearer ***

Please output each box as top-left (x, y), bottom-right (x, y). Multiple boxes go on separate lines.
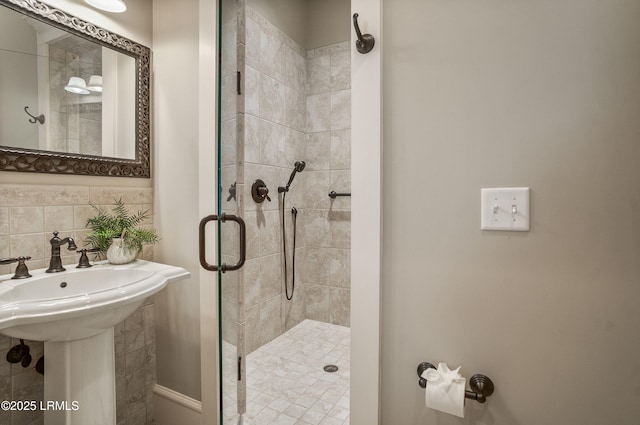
top-left (0, 0), bottom-right (151, 177)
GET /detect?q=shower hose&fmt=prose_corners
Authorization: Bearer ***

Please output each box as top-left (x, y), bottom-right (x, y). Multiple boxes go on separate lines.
top-left (281, 192), bottom-right (297, 301)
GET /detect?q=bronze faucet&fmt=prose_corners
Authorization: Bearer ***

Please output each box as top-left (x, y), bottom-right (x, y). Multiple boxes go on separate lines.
top-left (46, 231), bottom-right (77, 273)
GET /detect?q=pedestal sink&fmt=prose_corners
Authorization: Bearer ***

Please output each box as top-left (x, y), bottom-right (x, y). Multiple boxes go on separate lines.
top-left (0, 260), bottom-right (190, 425)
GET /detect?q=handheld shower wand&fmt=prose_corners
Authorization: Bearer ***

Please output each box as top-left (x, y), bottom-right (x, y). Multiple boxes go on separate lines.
top-left (278, 161), bottom-right (306, 193)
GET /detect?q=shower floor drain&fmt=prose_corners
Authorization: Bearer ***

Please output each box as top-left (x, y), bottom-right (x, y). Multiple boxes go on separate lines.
top-left (323, 364), bottom-right (339, 373)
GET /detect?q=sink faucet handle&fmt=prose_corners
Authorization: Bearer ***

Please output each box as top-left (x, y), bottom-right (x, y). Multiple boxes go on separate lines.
top-left (0, 257), bottom-right (19, 265)
top-left (0, 256), bottom-right (32, 279)
top-left (13, 257), bottom-right (32, 279)
top-left (76, 248), bottom-right (100, 269)
top-left (77, 248), bottom-right (100, 253)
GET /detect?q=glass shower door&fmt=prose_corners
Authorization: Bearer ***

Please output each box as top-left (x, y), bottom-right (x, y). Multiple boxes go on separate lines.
top-left (198, 0), bottom-right (245, 424)
top-left (218, 0), bottom-right (244, 424)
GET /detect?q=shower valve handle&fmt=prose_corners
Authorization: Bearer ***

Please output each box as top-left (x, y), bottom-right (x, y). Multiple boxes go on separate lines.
top-left (251, 179), bottom-right (271, 203)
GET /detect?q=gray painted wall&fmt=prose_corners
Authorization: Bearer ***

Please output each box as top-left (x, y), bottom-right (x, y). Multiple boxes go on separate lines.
top-left (382, 0), bottom-right (640, 423)
top-left (247, 0), bottom-right (350, 49)
top-left (153, 0), bottom-right (203, 401)
top-left (306, 0), bottom-right (350, 50)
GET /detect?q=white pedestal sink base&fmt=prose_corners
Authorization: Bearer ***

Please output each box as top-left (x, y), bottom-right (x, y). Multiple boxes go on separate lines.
top-left (0, 260), bottom-right (191, 425)
top-left (44, 329), bottom-right (116, 425)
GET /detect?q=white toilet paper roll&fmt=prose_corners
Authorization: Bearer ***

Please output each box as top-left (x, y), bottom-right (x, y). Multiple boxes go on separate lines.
top-left (422, 363), bottom-right (466, 418)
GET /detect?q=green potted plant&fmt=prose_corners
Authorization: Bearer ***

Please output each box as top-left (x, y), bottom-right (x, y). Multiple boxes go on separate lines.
top-left (85, 198), bottom-right (159, 264)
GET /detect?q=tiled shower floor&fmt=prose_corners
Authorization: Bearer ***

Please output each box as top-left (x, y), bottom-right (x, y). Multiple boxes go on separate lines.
top-left (224, 320), bottom-right (350, 425)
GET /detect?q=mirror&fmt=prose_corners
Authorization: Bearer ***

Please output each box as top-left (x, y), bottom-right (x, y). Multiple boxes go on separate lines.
top-left (0, 0), bottom-right (150, 177)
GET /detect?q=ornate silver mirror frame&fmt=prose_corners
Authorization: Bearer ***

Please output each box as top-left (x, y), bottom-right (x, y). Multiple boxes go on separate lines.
top-left (0, 0), bottom-right (151, 178)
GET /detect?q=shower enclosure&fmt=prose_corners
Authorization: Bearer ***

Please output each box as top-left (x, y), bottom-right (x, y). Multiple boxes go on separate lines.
top-left (213, 0), bottom-right (352, 423)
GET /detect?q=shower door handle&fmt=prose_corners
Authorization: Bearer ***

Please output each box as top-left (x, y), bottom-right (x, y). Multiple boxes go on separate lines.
top-left (199, 213), bottom-right (246, 273)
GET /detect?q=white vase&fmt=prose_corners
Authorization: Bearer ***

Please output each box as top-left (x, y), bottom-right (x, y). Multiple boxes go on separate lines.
top-left (106, 238), bottom-right (137, 265)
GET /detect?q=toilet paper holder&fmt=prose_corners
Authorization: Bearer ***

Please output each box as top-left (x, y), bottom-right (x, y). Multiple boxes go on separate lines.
top-left (417, 362), bottom-right (495, 404)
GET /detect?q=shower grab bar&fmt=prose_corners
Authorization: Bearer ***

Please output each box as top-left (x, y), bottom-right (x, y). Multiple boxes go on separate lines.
top-left (199, 213), bottom-right (246, 273)
top-left (329, 191), bottom-right (351, 199)
top-left (417, 362), bottom-right (494, 404)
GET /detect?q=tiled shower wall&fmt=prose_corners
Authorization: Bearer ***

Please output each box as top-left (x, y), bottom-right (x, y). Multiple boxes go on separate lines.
top-left (0, 184), bottom-right (155, 425)
top-left (242, 6), bottom-right (308, 355)
top-left (229, 5), bottom-right (352, 358)
top-left (303, 42), bottom-right (351, 327)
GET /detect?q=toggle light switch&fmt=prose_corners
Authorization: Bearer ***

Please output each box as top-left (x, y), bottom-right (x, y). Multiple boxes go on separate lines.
top-left (481, 187), bottom-right (530, 231)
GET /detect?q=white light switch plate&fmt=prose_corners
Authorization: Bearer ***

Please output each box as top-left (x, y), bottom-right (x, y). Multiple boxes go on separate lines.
top-left (481, 187), bottom-right (530, 231)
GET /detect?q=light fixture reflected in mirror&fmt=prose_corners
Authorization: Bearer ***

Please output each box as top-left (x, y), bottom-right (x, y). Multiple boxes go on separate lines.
top-left (84, 0), bottom-right (126, 13)
top-left (87, 75), bottom-right (103, 92)
top-left (64, 76), bottom-right (90, 94)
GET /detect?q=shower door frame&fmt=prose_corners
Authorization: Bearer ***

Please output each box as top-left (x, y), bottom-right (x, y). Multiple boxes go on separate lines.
top-left (198, 0), bottom-right (383, 423)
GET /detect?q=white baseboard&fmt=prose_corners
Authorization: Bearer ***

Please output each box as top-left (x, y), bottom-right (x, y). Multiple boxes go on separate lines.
top-left (153, 384), bottom-right (202, 425)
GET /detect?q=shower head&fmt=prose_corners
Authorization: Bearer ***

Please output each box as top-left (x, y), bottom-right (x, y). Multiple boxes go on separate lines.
top-left (279, 161), bottom-right (306, 193)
